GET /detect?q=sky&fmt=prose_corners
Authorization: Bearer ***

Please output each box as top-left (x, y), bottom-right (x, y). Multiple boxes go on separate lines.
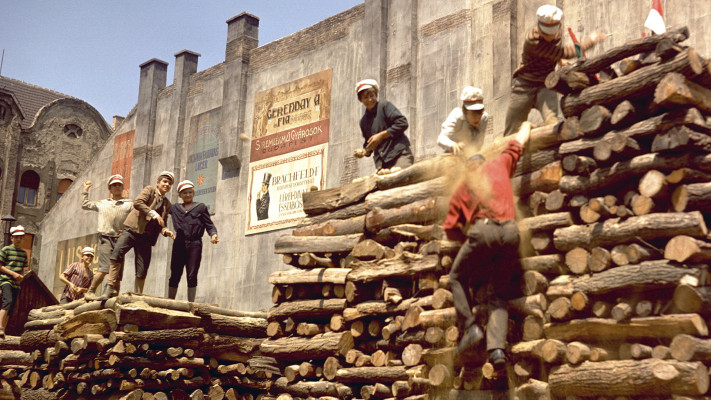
top-left (0, 1), bottom-right (363, 124)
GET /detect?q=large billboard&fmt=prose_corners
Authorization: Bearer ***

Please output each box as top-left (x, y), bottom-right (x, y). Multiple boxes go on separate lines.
top-left (186, 108), bottom-right (220, 213)
top-left (111, 130), bottom-right (135, 198)
top-left (246, 69), bottom-right (331, 235)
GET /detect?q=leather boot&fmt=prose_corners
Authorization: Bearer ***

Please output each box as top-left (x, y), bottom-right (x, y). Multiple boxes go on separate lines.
top-left (187, 287), bottom-right (197, 302)
top-left (168, 286), bottom-right (178, 299)
top-left (134, 278), bottom-right (146, 294)
top-left (83, 276), bottom-right (103, 301)
top-left (96, 285), bottom-right (117, 301)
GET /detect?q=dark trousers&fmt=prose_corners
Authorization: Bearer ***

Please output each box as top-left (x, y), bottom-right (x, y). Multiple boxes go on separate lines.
top-left (106, 229), bottom-right (153, 287)
top-left (449, 219), bottom-right (520, 350)
top-left (376, 148), bottom-right (414, 171)
top-left (0, 285), bottom-right (18, 311)
top-left (169, 239), bottom-right (203, 288)
top-left (504, 77), bottom-right (560, 136)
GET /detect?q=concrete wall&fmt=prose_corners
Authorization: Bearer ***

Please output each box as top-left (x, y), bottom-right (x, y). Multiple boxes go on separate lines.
top-left (38, 0), bottom-right (711, 311)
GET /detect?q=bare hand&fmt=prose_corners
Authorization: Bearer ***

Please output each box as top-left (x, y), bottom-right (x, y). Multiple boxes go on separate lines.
top-left (365, 131), bottom-right (389, 153)
top-left (353, 148), bottom-right (366, 158)
top-left (164, 230), bottom-right (176, 240)
top-left (13, 272), bottom-right (23, 282)
top-left (211, 235), bottom-right (219, 244)
top-left (451, 142), bottom-right (464, 155)
top-left (154, 216), bottom-right (165, 227)
top-left (83, 181), bottom-right (92, 192)
top-left (590, 30), bottom-right (606, 44)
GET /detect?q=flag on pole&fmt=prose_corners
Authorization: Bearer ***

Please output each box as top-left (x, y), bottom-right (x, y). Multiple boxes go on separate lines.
top-left (644, 0), bottom-right (666, 35)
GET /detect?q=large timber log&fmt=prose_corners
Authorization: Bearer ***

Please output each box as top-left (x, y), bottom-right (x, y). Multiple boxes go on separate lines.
top-left (511, 161), bottom-right (562, 197)
top-left (672, 182), bottom-right (711, 212)
top-left (293, 215), bottom-right (365, 237)
top-left (113, 327), bottom-right (205, 346)
top-left (375, 155), bottom-right (459, 190)
top-left (673, 285), bottom-right (711, 314)
top-left (347, 253), bottom-right (439, 283)
top-left (543, 314), bottom-right (708, 342)
top-left (335, 366), bottom-right (409, 383)
top-left (655, 72), bottom-right (711, 114)
top-left (272, 376), bottom-right (353, 399)
top-left (552, 211), bottom-right (707, 251)
top-left (299, 202), bottom-right (367, 226)
top-left (274, 233), bottom-right (363, 254)
top-left (259, 331), bottom-right (354, 361)
top-left (518, 212), bottom-right (573, 233)
top-left (560, 48), bottom-right (703, 117)
top-left (269, 268), bottom-right (351, 285)
top-left (116, 293), bottom-right (192, 312)
top-left (670, 334), bottom-right (711, 362)
top-left (19, 330), bottom-right (53, 351)
top-left (665, 235), bottom-right (711, 263)
top-left (558, 107), bottom-right (706, 156)
top-left (268, 298), bottom-right (347, 321)
top-left (365, 197), bottom-right (448, 233)
top-left (365, 176), bottom-right (452, 211)
top-left (190, 304), bottom-right (267, 319)
top-left (51, 309), bottom-right (117, 341)
top-left (342, 298), bottom-right (422, 321)
top-left (302, 176), bottom-right (376, 215)
top-left (115, 302), bottom-right (201, 329)
top-left (548, 359), bottom-right (708, 397)
top-left (559, 152), bottom-right (711, 195)
top-left (202, 314), bottom-right (267, 337)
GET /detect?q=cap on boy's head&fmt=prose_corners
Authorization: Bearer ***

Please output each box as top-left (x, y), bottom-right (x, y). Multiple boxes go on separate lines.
top-left (158, 170), bottom-right (175, 184)
top-left (81, 247), bottom-right (95, 257)
top-left (468, 154), bottom-right (485, 163)
top-left (10, 225), bottom-right (25, 236)
top-left (537, 5), bottom-right (562, 35)
top-left (107, 174), bottom-right (124, 187)
top-left (177, 180), bottom-right (194, 193)
top-left (356, 79), bottom-right (379, 97)
top-left (262, 172), bottom-right (272, 186)
top-left (461, 86), bottom-right (485, 111)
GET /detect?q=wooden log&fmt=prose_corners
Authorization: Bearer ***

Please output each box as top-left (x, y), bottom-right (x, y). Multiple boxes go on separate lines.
top-left (588, 247), bottom-right (612, 273)
top-left (19, 330), bottom-right (53, 351)
top-left (669, 334), bottom-right (711, 362)
top-left (510, 161), bottom-right (562, 198)
top-left (352, 239), bottom-right (395, 261)
top-left (565, 248), bottom-right (590, 275)
top-left (566, 341), bottom-right (591, 364)
top-left (269, 268), bottom-right (350, 285)
top-left (267, 298), bottom-right (347, 321)
top-left (653, 345), bottom-right (672, 360)
top-left (560, 48), bottom-right (703, 117)
top-left (347, 254), bottom-right (440, 283)
top-left (296, 253), bottom-right (338, 269)
top-left (366, 176), bottom-right (452, 212)
top-left (520, 254), bottom-right (566, 276)
top-left (546, 297), bottom-right (574, 322)
top-left (343, 298), bottom-right (421, 321)
top-left (611, 99), bottom-right (644, 127)
top-left (52, 309), bottom-right (117, 340)
top-left (335, 366), bottom-right (409, 383)
top-left (666, 235), bottom-right (711, 263)
top-left (523, 315), bottom-right (544, 341)
top-left (631, 343), bottom-right (653, 359)
top-left (548, 359), bottom-right (708, 397)
top-left (558, 107), bottom-right (706, 157)
top-left (666, 168), bottom-right (711, 185)
top-left (518, 212), bottom-right (573, 233)
top-left (258, 331), bottom-right (354, 361)
top-left (113, 327), bottom-right (204, 346)
top-left (521, 271), bottom-right (548, 296)
top-left (365, 197), bottom-right (448, 233)
top-left (272, 376), bottom-right (353, 399)
top-left (274, 234), bottom-right (362, 254)
top-left (652, 125), bottom-right (711, 154)
top-left (655, 72), bottom-right (711, 114)
top-left (562, 155), bottom-right (597, 176)
top-left (579, 105), bottom-right (612, 136)
top-left (673, 182), bottom-right (711, 212)
top-left (553, 212), bottom-right (707, 252)
top-left (375, 155), bottom-right (459, 190)
top-left (202, 314), bottom-right (267, 337)
top-left (544, 314), bottom-right (708, 342)
top-left (302, 176), bottom-right (376, 215)
top-left (515, 379), bottom-right (550, 400)
top-left (361, 383), bottom-right (392, 400)
top-left (674, 284), bottom-right (711, 314)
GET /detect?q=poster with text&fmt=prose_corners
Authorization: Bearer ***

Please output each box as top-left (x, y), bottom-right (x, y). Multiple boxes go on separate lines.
top-left (187, 108), bottom-right (220, 213)
top-left (111, 130), bottom-right (135, 198)
top-left (246, 69), bottom-right (331, 234)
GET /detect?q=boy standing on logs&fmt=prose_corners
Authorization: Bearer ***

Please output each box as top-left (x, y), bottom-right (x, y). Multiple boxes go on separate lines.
top-left (98, 171), bottom-right (176, 299)
top-left (82, 175), bottom-right (133, 299)
top-left (58, 247), bottom-right (95, 304)
top-left (504, 4), bottom-right (605, 135)
top-left (354, 79), bottom-right (414, 174)
top-left (0, 226), bottom-right (29, 338)
top-left (167, 180), bottom-right (218, 302)
top-left (438, 86), bottom-right (490, 156)
top-left (446, 122), bottom-right (531, 367)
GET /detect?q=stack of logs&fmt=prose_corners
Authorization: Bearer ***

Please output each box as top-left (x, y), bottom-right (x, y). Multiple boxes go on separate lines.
top-left (269, 25), bottom-right (711, 400)
top-left (3, 293), bottom-right (268, 400)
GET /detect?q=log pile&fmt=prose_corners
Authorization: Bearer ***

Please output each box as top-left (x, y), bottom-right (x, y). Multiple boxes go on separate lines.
top-left (3, 293), bottom-right (268, 400)
top-left (268, 26), bottom-right (711, 400)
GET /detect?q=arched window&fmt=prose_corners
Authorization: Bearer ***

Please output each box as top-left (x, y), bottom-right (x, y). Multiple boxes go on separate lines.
top-left (17, 170), bottom-right (40, 206)
top-left (56, 179), bottom-right (73, 201)
top-left (64, 124), bottom-right (83, 138)
top-left (0, 101), bottom-right (10, 124)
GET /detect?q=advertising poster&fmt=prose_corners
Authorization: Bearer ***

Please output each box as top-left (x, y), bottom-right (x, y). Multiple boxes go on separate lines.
top-left (246, 69), bottom-right (331, 234)
top-left (186, 108), bottom-right (220, 213)
top-left (111, 130), bottom-right (135, 198)
top-left (53, 233), bottom-right (99, 296)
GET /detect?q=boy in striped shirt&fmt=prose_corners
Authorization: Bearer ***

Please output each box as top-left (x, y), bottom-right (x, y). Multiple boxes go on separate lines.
top-left (58, 247), bottom-right (95, 304)
top-left (0, 226), bottom-right (29, 338)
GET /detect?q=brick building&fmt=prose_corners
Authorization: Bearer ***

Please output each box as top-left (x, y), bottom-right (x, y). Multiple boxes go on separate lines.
top-left (0, 76), bottom-right (112, 268)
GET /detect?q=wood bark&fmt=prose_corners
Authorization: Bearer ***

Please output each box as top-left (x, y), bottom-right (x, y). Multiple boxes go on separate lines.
top-left (347, 253), bottom-right (439, 283)
top-left (553, 211), bottom-right (707, 251)
top-left (302, 175), bottom-right (376, 215)
top-left (115, 303), bottom-right (200, 330)
top-left (672, 182), bottom-right (711, 212)
top-left (52, 309), bottom-right (117, 340)
top-left (579, 105), bottom-right (612, 136)
top-left (655, 72), bottom-right (711, 114)
top-left (548, 359), bottom-right (708, 397)
top-left (203, 314), bottom-right (267, 337)
top-left (269, 268), bottom-right (350, 285)
top-left (673, 284), bottom-right (711, 314)
top-left (335, 366), bottom-right (409, 383)
top-left (520, 254), bottom-right (567, 276)
top-left (518, 212), bottom-right (573, 233)
top-left (268, 298), bottom-right (347, 321)
top-left (365, 197), bottom-right (448, 233)
top-left (272, 376), bottom-right (353, 399)
top-left (113, 327), bottom-right (204, 346)
top-left (665, 235), bottom-right (711, 263)
top-left (292, 216), bottom-right (365, 237)
top-left (274, 234), bottom-right (362, 254)
top-left (375, 155), bottom-right (459, 190)
top-left (544, 314), bottom-right (708, 342)
top-left (258, 331), bottom-right (354, 361)
top-left (560, 48), bottom-right (703, 117)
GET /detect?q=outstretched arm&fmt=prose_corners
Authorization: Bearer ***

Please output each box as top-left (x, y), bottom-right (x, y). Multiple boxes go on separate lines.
top-left (515, 121), bottom-right (532, 149)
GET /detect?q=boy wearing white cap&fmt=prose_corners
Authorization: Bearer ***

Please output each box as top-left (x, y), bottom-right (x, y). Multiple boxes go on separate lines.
top-left (504, 4), bottom-right (605, 135)
top-left (167, 180), bottom-right (218, 302)
top-left (58, 247), bottom-right (95, 304)
top-left (81, 174), bottom-right (133, 299)
top-left (355, 79), bottom-right (414, 172)
top-left (438, 86), bottom-right (490, 156)
top-left (99, 171), bottom-right (176, 299)
top-left (0, 226), bottom-right (29, 337)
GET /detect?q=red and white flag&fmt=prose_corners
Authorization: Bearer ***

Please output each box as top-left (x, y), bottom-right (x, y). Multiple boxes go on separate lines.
top-left (644, 0), bottom-right (666, 35)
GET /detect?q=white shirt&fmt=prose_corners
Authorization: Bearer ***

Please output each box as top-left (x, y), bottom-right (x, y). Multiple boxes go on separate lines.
top-left (437, 108), bottom-right (489, 152)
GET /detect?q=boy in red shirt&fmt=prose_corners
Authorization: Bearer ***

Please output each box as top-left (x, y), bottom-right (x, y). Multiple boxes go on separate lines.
top-left (445, 122), bottom-right (531, 367)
